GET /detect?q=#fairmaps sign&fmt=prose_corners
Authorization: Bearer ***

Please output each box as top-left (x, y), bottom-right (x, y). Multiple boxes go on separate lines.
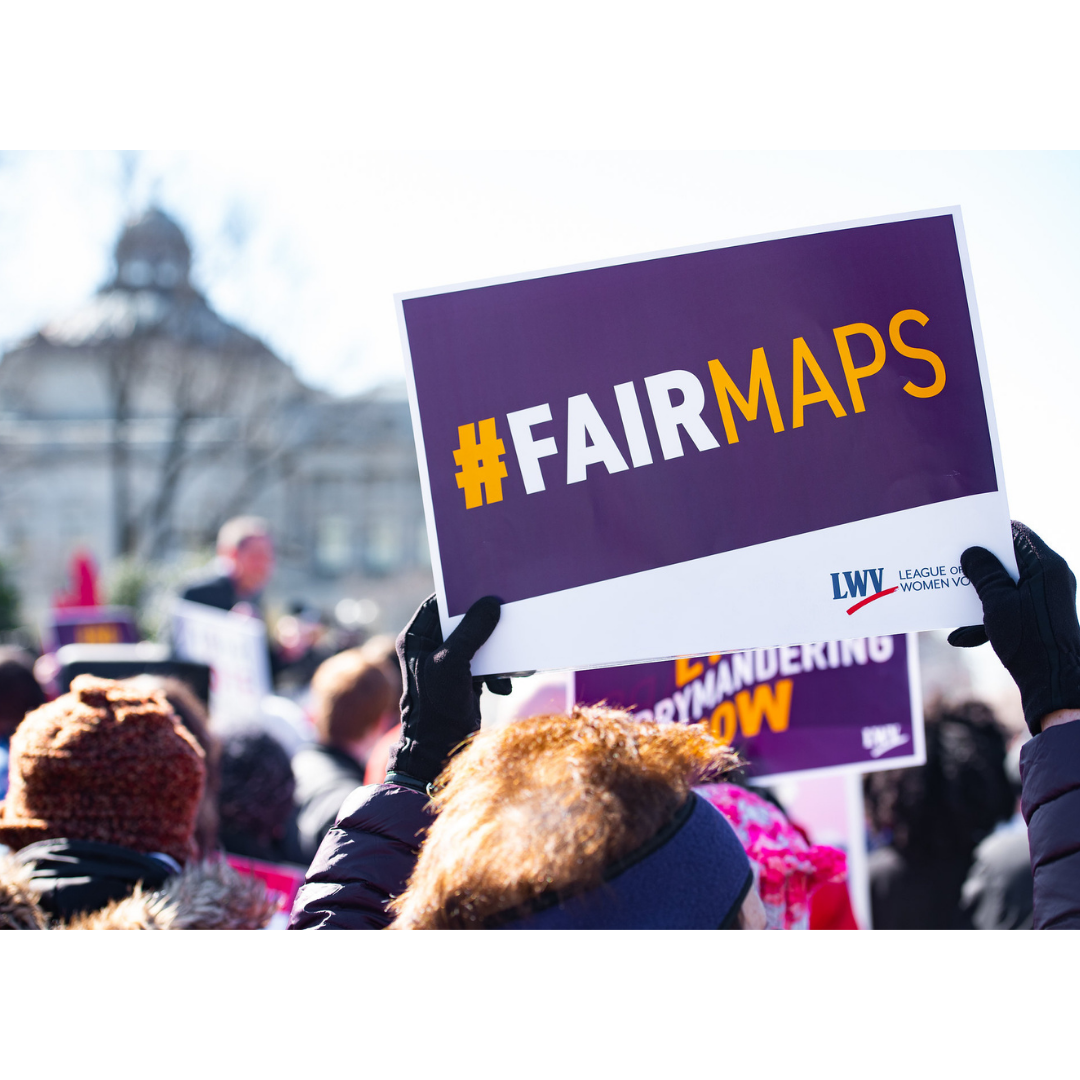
top-left (397, 208), bottom-right (1013, 676)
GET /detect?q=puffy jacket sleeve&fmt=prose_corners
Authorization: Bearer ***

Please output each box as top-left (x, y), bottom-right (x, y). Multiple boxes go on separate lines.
top-left (288, 783), bottom-right (431, 929)
top-left (1020, 720), bottom-right (1080, 929)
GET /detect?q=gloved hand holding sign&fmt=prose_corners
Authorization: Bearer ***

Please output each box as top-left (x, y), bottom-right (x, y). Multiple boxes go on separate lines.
top-left (949, 521), bottom-right (1080, 736)
top-left (386, 594), bottom-right (512, 792)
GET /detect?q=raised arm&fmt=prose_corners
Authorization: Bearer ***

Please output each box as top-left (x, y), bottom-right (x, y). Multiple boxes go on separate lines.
top-left (289, 594), bottom-right (506, 929)
top-left (950, 522), bottom-right (1080, 929)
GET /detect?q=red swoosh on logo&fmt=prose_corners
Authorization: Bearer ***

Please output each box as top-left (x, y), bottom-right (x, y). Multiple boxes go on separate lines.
top-left (846, 586), bottom-right (899, 615)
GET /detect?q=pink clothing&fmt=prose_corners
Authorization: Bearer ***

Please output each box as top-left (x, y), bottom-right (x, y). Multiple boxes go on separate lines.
top-left (696, 782), bottom-right (847, 929)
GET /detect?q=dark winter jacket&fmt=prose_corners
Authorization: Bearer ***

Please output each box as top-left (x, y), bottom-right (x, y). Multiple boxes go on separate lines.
top-left (289, 783), bottom-right (430, 929)
top-left (11, 839), bottom-right (178, 921)
top-left (181, 573), bottom-right (245, 612)
top-left (291, 744), bottom-right (370, 866)
top-left (958, 822), bottom-right (1033, 930)
top-left (1021, 720), bottom-right (1080, 929)
top-left (0, 840), bottom-right (277, 929)
top-left (868, 846), bottom-right (973, 929)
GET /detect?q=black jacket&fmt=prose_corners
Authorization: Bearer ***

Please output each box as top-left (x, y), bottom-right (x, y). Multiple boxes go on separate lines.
top-left (291, 743), bottom-right (369, 866)
top-left (181, 573), bottom-right (243, 612)
top-left (1021, 720), bottom-right (1080, 929)
top-left (12, 839), bottom-right (177, 921)
top-left (289, 782), bottom-right (430, 929)
top-left (959, 823), bottom-right (1033, 930)
top-left (868, 846), bottom-right (974, 929)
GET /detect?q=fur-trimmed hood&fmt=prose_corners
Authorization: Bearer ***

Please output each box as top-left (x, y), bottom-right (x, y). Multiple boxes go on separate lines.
top-left (0, 851), bottom-right (277, 929)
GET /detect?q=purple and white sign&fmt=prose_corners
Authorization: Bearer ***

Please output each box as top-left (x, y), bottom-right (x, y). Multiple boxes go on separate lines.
top-left (397, 208), bottom-right (1013, 675)
top-left (573, 634), bottom-right (924, 781)
top-left (44, 606), bottom-right (139, 653)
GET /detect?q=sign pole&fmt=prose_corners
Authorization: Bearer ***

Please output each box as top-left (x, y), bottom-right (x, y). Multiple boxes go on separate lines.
top-left (844, 771), bottom-right (872, 929)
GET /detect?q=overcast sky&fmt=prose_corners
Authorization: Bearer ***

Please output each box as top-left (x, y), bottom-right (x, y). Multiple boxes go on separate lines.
top-left (1, 5), bottom-right (1076, 564)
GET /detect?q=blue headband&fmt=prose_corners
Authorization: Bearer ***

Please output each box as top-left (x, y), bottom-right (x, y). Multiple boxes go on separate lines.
top-left (492, 792), bottom-right (752, 930)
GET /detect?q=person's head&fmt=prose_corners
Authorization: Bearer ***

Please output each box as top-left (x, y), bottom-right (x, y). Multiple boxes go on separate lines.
top-left (864, 700), bottom-right (1015, 862)
top-left (0, 647), bottom-right (46, 740)
top-left (0, 675), bottom-right (206, 864)
top-left (216, 516), bottom-right (274, 597)
top-left (389, 707), bottom-right (760, 929)
top-left (217, 730), bottom-right (295, 859)
top-left (309, 649), bottom-right (393, 757)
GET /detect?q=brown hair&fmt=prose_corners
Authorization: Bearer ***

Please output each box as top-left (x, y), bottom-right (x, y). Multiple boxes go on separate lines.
top-left (389, 707), bottom-right (738, 929)
top-left (310, 649), bottom-right (393, 747)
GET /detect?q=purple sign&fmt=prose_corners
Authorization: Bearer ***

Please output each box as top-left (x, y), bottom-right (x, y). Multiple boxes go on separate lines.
top-left (402, 213), bottom-right (996, 617)
top-left (573, 634), bottom-right (924, 779)
top-left (45, 606), bottom-right (139, 652)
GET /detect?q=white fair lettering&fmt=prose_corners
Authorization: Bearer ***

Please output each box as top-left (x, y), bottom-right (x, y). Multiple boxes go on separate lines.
top-left (506, 403), bottom-right (559, 494)
top-left (565, 392), bottom-right (629, 484)
top-left (643, 369), bottom-right (721, 460)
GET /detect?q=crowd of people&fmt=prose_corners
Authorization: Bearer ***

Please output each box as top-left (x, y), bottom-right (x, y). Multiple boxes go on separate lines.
top-left (0, 518), bottom-right (1077, 930)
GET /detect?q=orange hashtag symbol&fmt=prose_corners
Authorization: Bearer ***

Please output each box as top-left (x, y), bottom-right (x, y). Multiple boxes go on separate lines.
top-left (454, 418), bottom-right (508, 509)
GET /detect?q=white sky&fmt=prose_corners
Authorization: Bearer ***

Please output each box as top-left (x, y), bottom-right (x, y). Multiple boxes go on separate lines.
top-left (1, 3), bottom-right (1077, 567)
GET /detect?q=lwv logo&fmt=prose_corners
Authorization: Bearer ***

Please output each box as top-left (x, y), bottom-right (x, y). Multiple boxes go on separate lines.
top-left (831, 568), bottom-right (898, 615)
top-left (862, 724), bottom-right (910, 759)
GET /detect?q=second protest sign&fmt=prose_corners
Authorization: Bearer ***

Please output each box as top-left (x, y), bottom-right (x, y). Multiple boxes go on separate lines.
top-left (573, 633), bottom-right (924, 781)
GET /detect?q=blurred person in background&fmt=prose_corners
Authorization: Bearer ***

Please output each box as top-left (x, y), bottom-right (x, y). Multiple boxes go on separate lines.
top-left (272, 602), bottom-right (334, 693)
top-left (359, 633), bottom-right (405, 786)
top-left (0, 647), bottom-right (46, 800)
top-left (958, 733), bottom-right (1034, 929)
top-left (864, 700), bottom-right (1015, 929)
top-left (0, 676), bottom-right (274, 929)
top-left (182, 516), bottom-right (276, 616)
top-left (291, 650), bottom-right (394, 864)
top-left (217, 730), bottom-right (302, 865)
top-left (695, 781), bottom-right (848, 929)
top-left (181, 516), bottom-right (311, 680)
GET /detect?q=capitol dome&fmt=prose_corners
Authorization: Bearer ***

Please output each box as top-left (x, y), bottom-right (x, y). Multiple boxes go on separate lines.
top-left (113, 207), bottom-right (192, 290)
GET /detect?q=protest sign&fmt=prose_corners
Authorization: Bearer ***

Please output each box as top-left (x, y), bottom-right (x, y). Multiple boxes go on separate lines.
top-left (171, 599), bottom-right (271, 723)
top-left (573, 633), bottom-right (924, 781)
top-left (398, 208), bottom-right (1013, 675)
top-left (43, 605), bottom-right (139, 652)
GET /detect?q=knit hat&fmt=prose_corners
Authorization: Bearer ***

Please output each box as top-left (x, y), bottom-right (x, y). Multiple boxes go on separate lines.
top-left (0, 675), bottom-right (206, 865)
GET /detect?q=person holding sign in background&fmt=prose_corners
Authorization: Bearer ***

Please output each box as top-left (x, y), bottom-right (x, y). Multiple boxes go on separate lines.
top-left (181, 516), bottom-right (310, 678)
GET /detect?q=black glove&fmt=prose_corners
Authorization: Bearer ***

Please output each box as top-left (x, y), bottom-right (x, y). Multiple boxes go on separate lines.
top-left (949, 521), bottom-right (1080, 735)
top-left (385, 594), bottom-right (511, 791)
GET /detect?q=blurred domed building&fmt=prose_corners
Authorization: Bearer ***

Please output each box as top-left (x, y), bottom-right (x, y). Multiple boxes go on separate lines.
top-left (0, 208), bottom-right (433, 634)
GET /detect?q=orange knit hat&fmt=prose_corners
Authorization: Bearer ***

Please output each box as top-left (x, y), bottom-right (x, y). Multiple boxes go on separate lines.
top-left (0, 675), bottom-right (206, 864)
